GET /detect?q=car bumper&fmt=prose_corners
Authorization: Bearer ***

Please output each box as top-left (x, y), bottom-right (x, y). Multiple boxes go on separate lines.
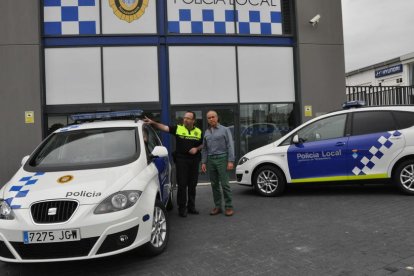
top-left (0, 203), bottom-right (153, 263)
top-left (236, 166), bottom-right (253, 186)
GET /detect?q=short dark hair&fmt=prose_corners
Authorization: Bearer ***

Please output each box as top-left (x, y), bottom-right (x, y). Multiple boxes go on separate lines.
top-left (185, 111), bottom-right (196, 120)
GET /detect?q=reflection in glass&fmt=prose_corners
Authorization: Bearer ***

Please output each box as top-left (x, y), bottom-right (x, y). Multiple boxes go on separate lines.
top-left (240, 103), bottom-right (294, 155)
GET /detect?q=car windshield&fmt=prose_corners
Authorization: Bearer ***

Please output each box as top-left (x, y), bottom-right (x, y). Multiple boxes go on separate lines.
top-left (26, 127), bottom-right (139, 171)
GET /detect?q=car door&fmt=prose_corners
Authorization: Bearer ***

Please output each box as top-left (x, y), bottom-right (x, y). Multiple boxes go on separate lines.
top-left (287, 114), bottom-right (349, 182)
top-left (348, 111), bottom-right (405, 180)
top-left (143, 125), bottom-right (171, 205)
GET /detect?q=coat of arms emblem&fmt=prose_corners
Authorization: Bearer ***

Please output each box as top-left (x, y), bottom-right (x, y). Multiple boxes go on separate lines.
top-left (109, 0), bottom-right (149, 23)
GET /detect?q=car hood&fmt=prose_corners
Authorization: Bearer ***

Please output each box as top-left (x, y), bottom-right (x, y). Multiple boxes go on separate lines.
top-left (244, 142), bottom-right (279, 160)
top-left (1, 164), bottom-right (139, 209)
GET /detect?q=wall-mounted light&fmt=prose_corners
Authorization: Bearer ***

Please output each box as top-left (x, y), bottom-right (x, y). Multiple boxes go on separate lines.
top-left (309, 14), bottom-right (321, 27)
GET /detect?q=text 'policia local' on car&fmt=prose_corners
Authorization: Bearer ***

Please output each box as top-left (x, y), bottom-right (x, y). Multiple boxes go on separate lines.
top-left (0, 110), bottom-right (173, 263)
top-left (236, 101), bottom-right (414, 196)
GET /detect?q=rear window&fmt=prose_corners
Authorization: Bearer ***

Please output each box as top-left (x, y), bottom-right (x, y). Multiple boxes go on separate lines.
top-left (393, 111), bottom-right (414, 130)
top-left (352, 111), bottom-right (396, 136)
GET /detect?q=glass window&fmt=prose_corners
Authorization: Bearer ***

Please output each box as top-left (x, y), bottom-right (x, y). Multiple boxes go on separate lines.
top-left (297, 114), bottom-right (347, 143)
top-left (143, 125), bottom-right (162, 164)
top-left (169, 46), bottom-right (238, 104)
top-left (240, 103), bottom-right (294, 155)
top-left (103, 47), bottom-right (159, 103)
top-left (352, 111), bottom-right (396, 136)
top-left (393, 111), bottom-right (414, 130)
top-left (26, 128), bottom-right (139, 172)
top-left (45, 48), bottom-right (102, 105)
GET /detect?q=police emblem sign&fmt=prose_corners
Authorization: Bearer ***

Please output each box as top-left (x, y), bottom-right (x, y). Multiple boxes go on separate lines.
top-left (109, 0), bottom-right (149, 23)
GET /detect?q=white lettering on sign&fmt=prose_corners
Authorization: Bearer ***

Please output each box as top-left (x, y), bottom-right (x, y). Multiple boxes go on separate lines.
top-left (297, 150), bottom-right (342, 161)
top-left (174, 0), bottom-right (278, 6)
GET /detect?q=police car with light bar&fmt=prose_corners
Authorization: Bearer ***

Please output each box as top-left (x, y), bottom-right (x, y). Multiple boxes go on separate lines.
top-left (236, 102), bottom-right (414, 196)
top-left (0, 110), bottom-right (173, 262)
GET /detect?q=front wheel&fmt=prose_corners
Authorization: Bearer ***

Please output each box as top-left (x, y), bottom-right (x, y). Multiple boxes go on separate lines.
top-left (142, 199), bottom-right (169, 256)
top-left (393, 160), bottom-right (414, 195)
top-left (253, 165), bottom-right (286, 197)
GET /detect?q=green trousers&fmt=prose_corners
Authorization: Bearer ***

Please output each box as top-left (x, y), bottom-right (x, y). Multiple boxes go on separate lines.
top-left (207, 155), bottom-right (233, 209)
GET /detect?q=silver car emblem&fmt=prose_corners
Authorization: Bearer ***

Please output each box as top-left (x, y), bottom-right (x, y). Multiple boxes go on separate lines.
top-left (48, 207), bottom-right (57, 216)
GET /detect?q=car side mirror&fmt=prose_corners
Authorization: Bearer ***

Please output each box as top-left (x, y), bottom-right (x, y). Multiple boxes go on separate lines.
top-left (21, 155), bottom-right (30, 166)
top-left (292, 134), bottom-right (300, 144)
top-left (151, 146), bottom-right (168, 158)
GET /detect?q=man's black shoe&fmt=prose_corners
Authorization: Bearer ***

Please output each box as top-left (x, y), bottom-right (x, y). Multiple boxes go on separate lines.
top-left (179, 210), bottom-right (187, 217)
top-left (187, 208), bottom-right (199, 215)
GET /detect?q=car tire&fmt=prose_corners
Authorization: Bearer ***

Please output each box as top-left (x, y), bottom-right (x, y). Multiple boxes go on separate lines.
top-left (166, 190), bottom-right (173, 211)
top-left (393, 159), bottom-right (414, 195)
top-left (142, 199), bottom-right (169, 256)
top-left (253, 165), bottom-right (286, 197)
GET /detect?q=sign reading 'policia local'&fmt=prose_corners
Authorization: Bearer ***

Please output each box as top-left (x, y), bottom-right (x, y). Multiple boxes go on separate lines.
top-left (173, 0), bottom-right (278, 5)
top-left (110, 0), bottom-right (149, 23)
top-left (168, 0), bottom-right (282, 35)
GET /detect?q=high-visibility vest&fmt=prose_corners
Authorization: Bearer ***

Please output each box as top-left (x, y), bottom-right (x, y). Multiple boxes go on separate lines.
top-left (175, 125), bottom-right (202, 141)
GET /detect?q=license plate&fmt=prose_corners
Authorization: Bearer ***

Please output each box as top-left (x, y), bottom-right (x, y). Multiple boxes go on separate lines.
top-left (23, 229), bottom-right (81, 244)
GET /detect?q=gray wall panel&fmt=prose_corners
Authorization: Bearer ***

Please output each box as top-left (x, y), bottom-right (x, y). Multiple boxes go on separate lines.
top-left (0, 0), bottom-right (40, 45)
top-left (0, 45), bottom-right (43, 185)
top-left (298, 44), bottom-right (346, 117)
top-left (295, 0), bottom-right (346, 122)
top-left (0, 0), bottom-right (42, 185)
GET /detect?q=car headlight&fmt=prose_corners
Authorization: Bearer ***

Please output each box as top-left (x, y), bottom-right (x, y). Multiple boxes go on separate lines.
top-left (94, 190), bottom-right (142, 214)
top-left (0, 199), bottom-right (15, 220)
top-left (238, 157), bottom-right (249, 166)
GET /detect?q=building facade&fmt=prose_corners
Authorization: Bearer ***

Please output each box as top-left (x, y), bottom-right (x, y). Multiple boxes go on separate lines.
top-left (346, 52), bottom-right (414, 87)
top-left (0, 0), bottom-right (346, 184)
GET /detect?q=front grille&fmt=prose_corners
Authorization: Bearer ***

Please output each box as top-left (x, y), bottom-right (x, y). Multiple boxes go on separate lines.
top-left (11, 237), bottom-right (98, 259)
top-left (31, 200), bottom-right (78, 224)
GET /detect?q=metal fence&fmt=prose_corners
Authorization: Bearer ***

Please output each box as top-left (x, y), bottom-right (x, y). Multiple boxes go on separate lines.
top-left (346, 86), bottom-right (414, 106)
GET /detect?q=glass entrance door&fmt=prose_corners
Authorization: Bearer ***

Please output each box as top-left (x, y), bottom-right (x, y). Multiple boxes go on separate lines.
top-left (171, 106), bottom-right (238, 182)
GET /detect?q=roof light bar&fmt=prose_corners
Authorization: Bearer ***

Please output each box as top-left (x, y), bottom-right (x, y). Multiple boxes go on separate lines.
top-left (70, 110), bottom-right (143, 122)
top-left (342, 100), bottom-right (366, 109)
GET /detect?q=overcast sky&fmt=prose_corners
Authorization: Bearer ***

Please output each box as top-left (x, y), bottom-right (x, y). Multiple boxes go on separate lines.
top-left (341, 0), bottom-right (414, 72)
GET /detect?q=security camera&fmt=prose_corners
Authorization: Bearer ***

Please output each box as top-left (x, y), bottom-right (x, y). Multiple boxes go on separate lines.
top-left (309, 14), bottom-right (321, 26)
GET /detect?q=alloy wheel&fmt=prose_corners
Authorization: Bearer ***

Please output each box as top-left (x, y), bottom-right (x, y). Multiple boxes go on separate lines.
top-left (257, 170), bottom-right (279, 194)
top-left (150, 206), bottom-right (167, 248)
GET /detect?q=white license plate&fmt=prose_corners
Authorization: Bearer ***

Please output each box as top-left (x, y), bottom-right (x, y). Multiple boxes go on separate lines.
top-left (23, 229), bottom-right (81, 244)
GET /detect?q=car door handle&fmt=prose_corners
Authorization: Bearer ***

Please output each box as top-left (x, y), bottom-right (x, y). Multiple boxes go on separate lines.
top-left (335, 142), bottom-right (346, 146)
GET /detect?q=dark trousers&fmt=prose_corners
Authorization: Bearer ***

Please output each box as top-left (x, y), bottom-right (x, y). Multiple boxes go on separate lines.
top-left (175, 157), bottom-right (200, 211)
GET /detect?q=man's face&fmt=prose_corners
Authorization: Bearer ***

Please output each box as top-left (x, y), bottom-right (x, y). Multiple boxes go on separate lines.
top-left (207, 112), bottom-right (218, 127)
top-left (183, 112), bottom-right (195, 128)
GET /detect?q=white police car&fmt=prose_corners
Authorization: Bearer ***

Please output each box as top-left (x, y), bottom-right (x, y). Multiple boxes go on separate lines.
top-left (0, 110), bottom-right (172, 262)
top-left (236, 102), bottom-right (414, 196)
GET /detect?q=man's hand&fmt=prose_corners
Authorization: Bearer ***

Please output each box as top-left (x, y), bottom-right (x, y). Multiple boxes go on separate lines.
top-left (143, 116), bottom-right (153, 125)
top-left (188, 147), bottom-right (198, 155)
top-left (201, 163), bottom-right (207, 173)
top-left (227, 162), bottom-right (234, 171)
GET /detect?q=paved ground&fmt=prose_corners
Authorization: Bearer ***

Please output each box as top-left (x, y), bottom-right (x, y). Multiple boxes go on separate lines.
top-left (2, 183), bottom-right (414, 276)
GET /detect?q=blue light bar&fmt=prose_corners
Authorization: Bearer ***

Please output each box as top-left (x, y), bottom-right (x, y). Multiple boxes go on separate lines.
top-left (70, 110), bottom-right (143, 122)
top-left (342, 100), bottom-right (366, 109)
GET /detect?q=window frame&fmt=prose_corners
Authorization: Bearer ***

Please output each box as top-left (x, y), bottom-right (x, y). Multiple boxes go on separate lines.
top-left (350, 111), bottom-right (398, 136)
top-left (280, 113), bottom-right (349, 146)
